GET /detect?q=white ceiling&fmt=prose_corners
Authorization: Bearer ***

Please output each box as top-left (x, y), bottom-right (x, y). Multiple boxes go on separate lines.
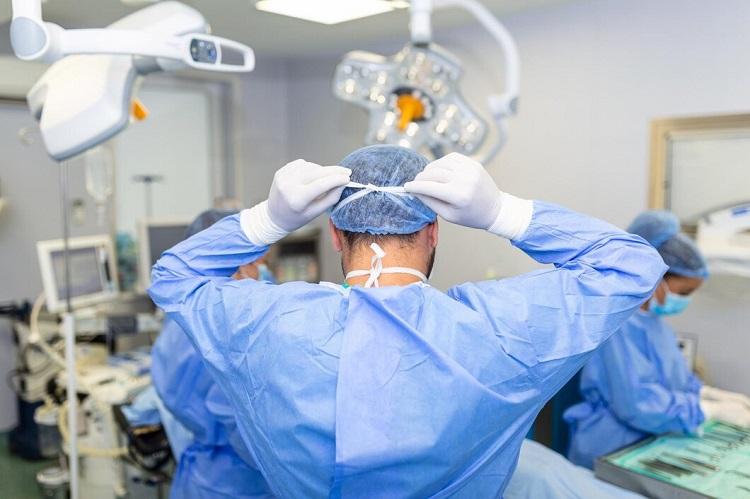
top-left (2, 0), bottom-right (580, 57)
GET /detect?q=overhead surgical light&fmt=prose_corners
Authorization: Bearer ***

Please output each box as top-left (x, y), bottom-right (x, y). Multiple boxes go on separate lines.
top-left (333, 0), bottom-right (520, 163)
top-left (10, 0), bottom-right (254, 70)
top-left (255, 0), bottom-right (409, 25)
top-left (11, 0), bottom-right (255, 161)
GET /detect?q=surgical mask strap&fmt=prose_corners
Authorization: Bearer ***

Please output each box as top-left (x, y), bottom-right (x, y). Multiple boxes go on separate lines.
top-left (332, 182), bottom-right (413, 215)
top-left (345, 242), bottom-right (428, 288)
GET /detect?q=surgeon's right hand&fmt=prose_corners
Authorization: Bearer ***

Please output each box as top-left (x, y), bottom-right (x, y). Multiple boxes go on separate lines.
top-left (700, 399), bottom-right (750, 428)
top-left (404, 153), bottom-right (533, 240)
top-left (242, 160), bottom-right (350, 246)
top-left (268, 160), bottom-right (351, 231)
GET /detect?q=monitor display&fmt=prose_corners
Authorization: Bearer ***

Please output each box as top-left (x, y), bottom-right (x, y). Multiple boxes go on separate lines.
top-left (147, 224), bottom-right (189, 268)
top-left (37, 235), bottom-right (119, 313)
top-left (138, 220), bottom-right (191, 290)
top-left (51, 246), bottom-right (104, 301)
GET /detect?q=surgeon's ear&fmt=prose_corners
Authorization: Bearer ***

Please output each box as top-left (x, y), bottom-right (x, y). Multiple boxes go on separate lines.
top-left (329, 219), bottom-right (343, 253)
top-left (427, 221), bottom-right (439, 249)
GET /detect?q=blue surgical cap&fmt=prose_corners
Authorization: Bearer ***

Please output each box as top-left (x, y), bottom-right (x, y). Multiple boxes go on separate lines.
top-left (185, 209), bottom-right (238, 239)
top-left (330, 145), bottom-right (437, 235)
top-left (628, 210), bottom-right (708, 279)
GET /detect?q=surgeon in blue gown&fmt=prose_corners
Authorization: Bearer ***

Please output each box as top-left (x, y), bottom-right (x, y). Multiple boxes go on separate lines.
top-left (149, 146), bottom-right (666, 497)
top-left (150, 210), bottom-right (274, 499)
top-left (565, 210), bottom-right (750, 470)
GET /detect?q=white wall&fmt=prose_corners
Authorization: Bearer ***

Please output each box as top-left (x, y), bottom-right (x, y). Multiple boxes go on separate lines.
top-left (282, 0), bottom-right (750, 393)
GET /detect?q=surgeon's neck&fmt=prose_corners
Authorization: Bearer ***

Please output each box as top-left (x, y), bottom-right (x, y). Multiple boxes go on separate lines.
top-left (330, 220), bottom-right (439, 287)
top-left (344, 241), bottom-right (432, 287)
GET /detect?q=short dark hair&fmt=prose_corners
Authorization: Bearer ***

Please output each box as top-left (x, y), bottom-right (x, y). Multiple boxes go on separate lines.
top-left (341, 231), bottom-right (420, 250)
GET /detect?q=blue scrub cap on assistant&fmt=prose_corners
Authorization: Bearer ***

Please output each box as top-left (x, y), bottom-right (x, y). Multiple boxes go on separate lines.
top-left (185, 209), bottom-right (238, 239)
top-left (330, 145), bottom-right (437, 235)
top-left (628, 210), bottom-right (709, 279)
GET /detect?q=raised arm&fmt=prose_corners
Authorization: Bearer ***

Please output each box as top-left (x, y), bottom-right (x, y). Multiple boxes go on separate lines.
top-left (406, 153), bottom-right (667, 398)
top-left (149, 159), bottom-right (351, 314)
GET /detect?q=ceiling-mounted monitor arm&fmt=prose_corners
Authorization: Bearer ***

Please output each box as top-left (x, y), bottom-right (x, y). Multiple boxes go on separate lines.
top-left (10, 0), bottom-right (255, 72)
top-left (410, 0), bottom-right (520, 163)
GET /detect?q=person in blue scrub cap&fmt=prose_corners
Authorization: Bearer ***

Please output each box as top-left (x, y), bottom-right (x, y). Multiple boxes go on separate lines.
top-left (150, 209), bottom-right (274, 499)
top-left (565, 210), bottom-right (750, 470)
top-left (149, 146), bottom-right (666, 497)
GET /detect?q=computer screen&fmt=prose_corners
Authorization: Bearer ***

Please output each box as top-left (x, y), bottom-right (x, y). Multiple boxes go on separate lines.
top-left (51, 246), bottom-right (105, 301)
top-left (147, 224), bottom-right (189, 267)
top-left (138, 219), bottom-right (191, 289)
top-left (37, 235), bottom-right (119, 313)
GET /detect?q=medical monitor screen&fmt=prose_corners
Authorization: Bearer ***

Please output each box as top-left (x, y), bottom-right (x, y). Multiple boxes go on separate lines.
top-left (147, 224), bottom-right (189, 267)
top-left (51, 247), bottom-right (104, 301)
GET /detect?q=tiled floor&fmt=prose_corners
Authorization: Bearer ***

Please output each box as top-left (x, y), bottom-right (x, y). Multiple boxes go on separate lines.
top-left (0, 433), bottom-right (56, 499)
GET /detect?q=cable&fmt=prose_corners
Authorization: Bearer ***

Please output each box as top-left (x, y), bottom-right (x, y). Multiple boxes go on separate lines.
top-left (57, 400), bottom-right (128, 458)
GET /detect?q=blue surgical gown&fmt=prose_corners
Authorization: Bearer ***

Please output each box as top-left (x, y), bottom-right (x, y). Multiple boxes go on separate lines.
top-left (149, 202), bottom-right (665, 498)
top-left (564, 310), bottom-right (705, 469)
top-left (505, 439), bottom-right (644, 499)
top-left (151, 318), bottom-right (273, 498)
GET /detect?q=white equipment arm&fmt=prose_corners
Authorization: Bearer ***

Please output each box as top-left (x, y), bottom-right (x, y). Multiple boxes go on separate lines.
top-left (411, 0), bottom-right (520, 163)
top-left (10, 0), bottom-right (254, 72)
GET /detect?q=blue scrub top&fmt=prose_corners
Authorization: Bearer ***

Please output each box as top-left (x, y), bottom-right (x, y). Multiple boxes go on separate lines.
top-left (149, 202), bottom-right (665, 498)
top-left (565, 310), bottom-right (705, 469)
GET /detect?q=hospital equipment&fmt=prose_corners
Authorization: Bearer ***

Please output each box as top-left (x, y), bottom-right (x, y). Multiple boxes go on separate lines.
top-left (594, 420), bottom-right (750, 499)
top-left (137, 218), bottom-right (191, 290)
top-left (83, 146), bottom-right (116, 227)
top-left (132, 175), bottom-right (165, 219)
top-left (13, 0), bottom-right (255, 161)
top-left (9, 3), bottom-right (254, 495)
top-left (696, 202), bottom-right (750, 278)
top-left (37, 235), bottom-right (120, 314)
top-left (10, 0), bottom-right (254, 69)
top-left (333, 0), bottom-right (519, 162)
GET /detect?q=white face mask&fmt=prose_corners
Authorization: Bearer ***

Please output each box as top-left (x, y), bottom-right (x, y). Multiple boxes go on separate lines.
top-left (346, 242), bottom-right (428, 288)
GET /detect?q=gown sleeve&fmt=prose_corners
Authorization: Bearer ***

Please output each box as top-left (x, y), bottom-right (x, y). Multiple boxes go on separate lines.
top-left (148, 211), bottom-right (278, 372)
top-left (448, 201), bottom-right (667, 400)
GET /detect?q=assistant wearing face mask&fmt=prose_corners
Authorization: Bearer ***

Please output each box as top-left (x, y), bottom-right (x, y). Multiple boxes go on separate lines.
top-left (565, 210), bottom-right (750, 469)
top-left (649, 280), bottom-right (692, 316)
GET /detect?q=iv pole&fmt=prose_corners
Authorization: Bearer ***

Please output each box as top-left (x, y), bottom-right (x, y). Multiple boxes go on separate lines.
top-left (59, 162), bottom-right (79, 499)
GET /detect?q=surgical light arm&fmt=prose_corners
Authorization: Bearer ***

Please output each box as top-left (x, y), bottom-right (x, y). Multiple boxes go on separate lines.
top-left (10, 0), bottom-right (254, 72)
top-left (412, 0), bottom-right (520, 162)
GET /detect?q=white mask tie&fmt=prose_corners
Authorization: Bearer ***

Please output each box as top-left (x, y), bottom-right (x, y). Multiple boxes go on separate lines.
top-left (345, 242), bottom-right (428, 288)
top-left (331, 182), bottom-right (413, 216)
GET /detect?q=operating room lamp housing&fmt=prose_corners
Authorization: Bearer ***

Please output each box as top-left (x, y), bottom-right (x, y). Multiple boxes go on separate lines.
top-left (333, 0), bottom-right (520, 163)
top-left (335, 44), bottom-right (488, 158)
top-left (11, 0), bottom-right (255, 161)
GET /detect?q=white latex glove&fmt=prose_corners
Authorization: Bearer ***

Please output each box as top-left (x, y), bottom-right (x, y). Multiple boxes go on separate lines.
top-left (701, 386), bottom-right (750, 411)
top-left (404, 152), bottom-right (533, 239)
top-left (268, 160), bottom-right (351, 231)
top-left (242, 160), bottom-right (350, 245)
top-left (700, 399), bottom-right (750, 428)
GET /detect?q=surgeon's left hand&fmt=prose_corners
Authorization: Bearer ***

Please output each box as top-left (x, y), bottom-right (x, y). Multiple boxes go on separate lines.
top-left (405, 153), bottom-right (532, 240)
